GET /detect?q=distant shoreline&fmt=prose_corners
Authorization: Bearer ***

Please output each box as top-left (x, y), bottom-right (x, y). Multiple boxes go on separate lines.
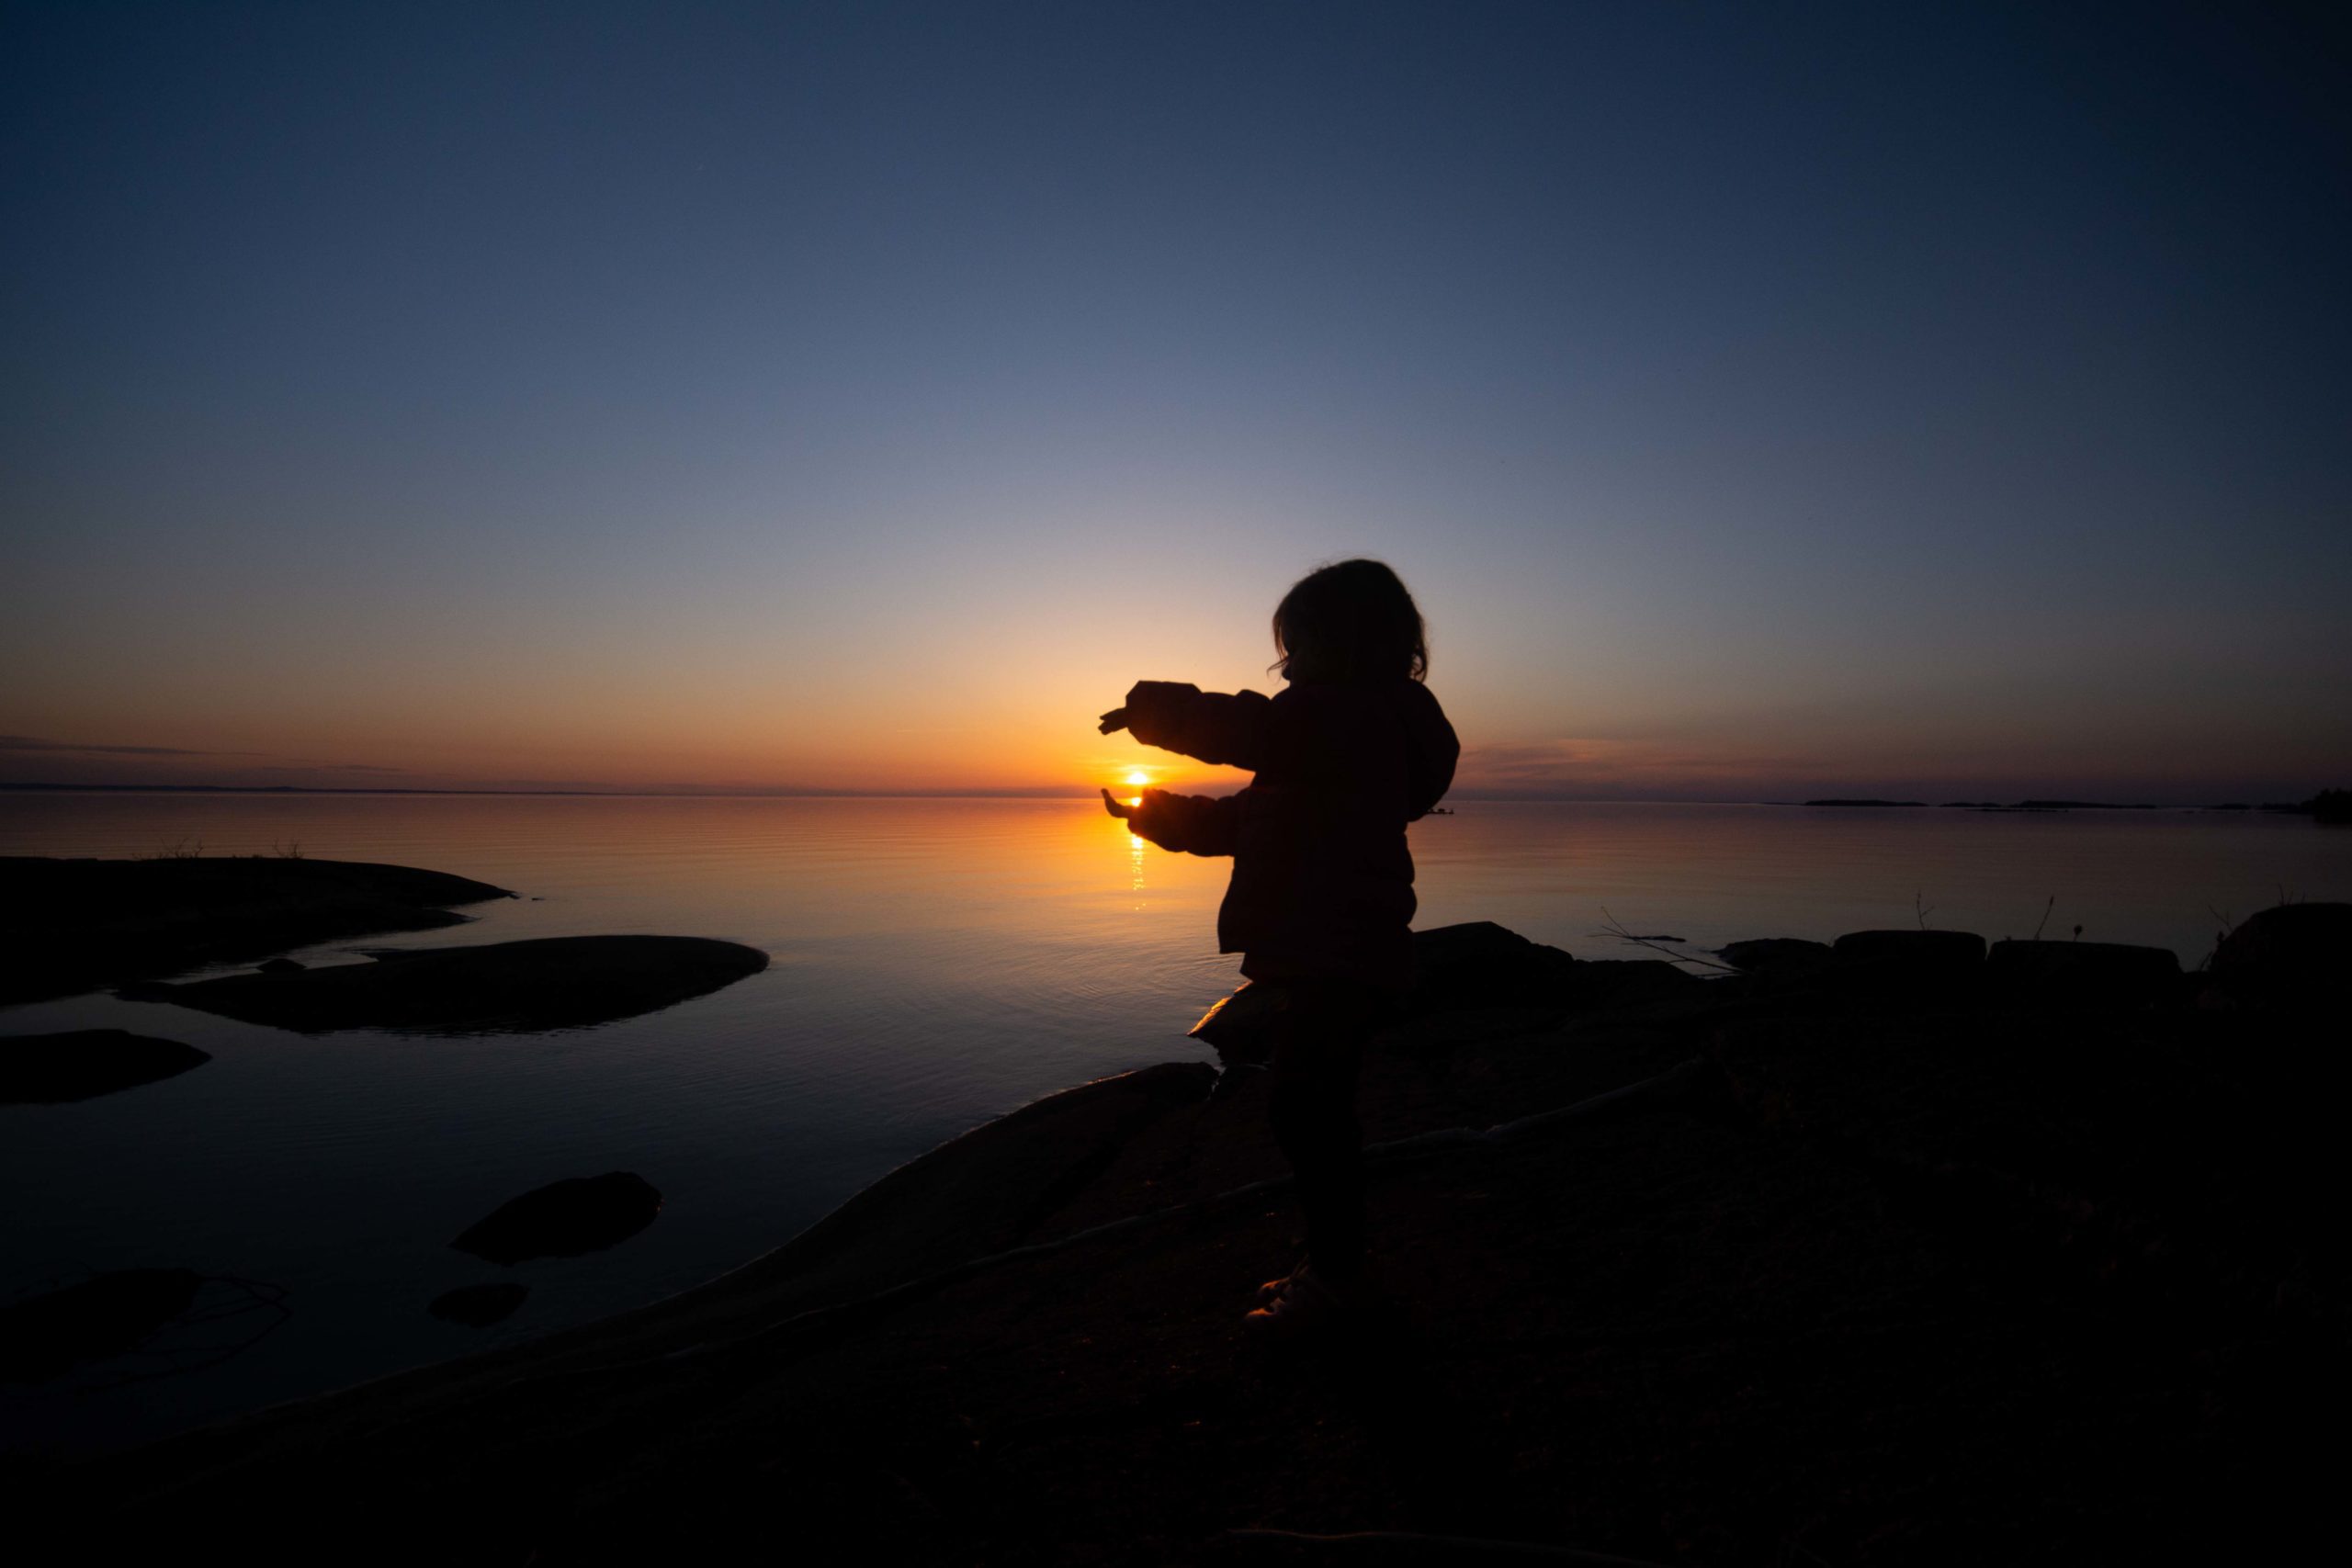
top-left (1, 781), bottom-right (2335, 813)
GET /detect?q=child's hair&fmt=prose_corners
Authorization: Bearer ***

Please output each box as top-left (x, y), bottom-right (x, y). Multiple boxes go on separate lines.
top-left (1272, 558), bottom-right (1430, 683)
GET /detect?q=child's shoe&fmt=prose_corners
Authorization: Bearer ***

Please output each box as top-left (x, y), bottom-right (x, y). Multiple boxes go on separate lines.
top-left (1253, 1257), bottom-right (1308, 1307)
top-left (1242, 1262), bottom-right (1368, 1336)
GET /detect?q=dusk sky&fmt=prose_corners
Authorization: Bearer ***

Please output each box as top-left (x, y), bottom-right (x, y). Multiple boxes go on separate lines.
top-left (4, 1), bottom-right (2346, 802)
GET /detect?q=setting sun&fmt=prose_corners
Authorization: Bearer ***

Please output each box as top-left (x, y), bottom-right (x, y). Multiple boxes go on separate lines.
top-left (1125, 770), bottom-right (1150, 786)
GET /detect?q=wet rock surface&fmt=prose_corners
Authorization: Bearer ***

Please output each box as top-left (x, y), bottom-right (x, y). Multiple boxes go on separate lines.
top-left (451, 1174), bottom-right (664, 1266)
top-left (0, 1269), bottom-right (202, 1382)
top-left (0, 855), bottom-right (513, 1005)
top-left (428, 1283), bottom-right (531, 1327)
top-left (126, 934), bottom-right (769, 1034)
top-left (0, 1029), bottom-right (211, 1104)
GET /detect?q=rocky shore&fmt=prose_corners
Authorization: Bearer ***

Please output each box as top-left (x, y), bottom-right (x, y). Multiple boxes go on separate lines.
top-left (16, 905), bottom-right (2346, 1563)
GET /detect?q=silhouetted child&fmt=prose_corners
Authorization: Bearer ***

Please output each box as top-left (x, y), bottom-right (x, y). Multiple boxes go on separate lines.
top-left (1100, 558), bottom-right (1458, 1333)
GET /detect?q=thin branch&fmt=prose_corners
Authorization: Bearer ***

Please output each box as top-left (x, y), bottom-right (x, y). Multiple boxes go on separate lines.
top-left (1593, 908), bottom-right (1739, 974)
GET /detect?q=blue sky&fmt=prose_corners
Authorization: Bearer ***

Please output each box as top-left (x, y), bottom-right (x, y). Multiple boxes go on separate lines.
top-left (3, 1), bottom-right (2346, 799)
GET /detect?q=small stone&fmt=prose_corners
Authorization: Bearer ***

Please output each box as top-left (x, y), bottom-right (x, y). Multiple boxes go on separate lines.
top-left (451, 1172), bottom-right (663, 1266)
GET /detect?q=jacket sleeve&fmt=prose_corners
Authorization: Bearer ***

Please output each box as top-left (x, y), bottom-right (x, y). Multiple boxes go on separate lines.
top-left (1409, 705), bottom-right (1461, 819)
top-left (1126, 788), bottom-right (1241, 858)
top-left (1122, 682), bottom-right (1272, 770)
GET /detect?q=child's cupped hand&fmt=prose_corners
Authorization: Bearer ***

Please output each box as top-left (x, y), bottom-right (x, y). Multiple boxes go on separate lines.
top-left (1099, 787), bottom-right (1136, 819)
top-left (1098, 706), bottom-right (1129, 735)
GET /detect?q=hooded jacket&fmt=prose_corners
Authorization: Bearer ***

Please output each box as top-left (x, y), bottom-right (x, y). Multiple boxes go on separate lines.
top-left (1121, 677), bottom-right (1459, 990)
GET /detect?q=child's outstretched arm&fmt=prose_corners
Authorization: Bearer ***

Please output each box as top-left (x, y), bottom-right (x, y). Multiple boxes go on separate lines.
top-left (1103, 682), bottom-right (1272, 769)
top-left (1101, 786), bottom-right (1239, 857)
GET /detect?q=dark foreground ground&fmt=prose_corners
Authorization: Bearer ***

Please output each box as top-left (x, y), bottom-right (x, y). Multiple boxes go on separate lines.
top-left (16, 918), bottom-right (2347, 1564)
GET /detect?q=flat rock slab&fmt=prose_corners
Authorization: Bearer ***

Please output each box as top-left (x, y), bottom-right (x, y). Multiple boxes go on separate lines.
top-left (0, 1269), bottom-right (202, 1382)
top-left (0, 855), bottom-right (514, 1005)
top-left (452, 1174), bottom-right (662, 1266)
top-left (1720, 937), bottom-right (1834, 975)
top-left (720, 1061), bottom-right (1218, 1312)
top-left (1833, 929), bottom-right (1988, 967)
top-left (428, 1282), bottom-right (531, 1326)
top-left (1989, 939), bottom-right (2181, 1004)
top-left (0, 1029), bottom-right (211, 1104)
top-left (126, 935), bottom-right (769, 1034)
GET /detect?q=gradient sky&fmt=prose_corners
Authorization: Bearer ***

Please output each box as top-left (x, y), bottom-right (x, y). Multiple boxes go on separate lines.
top-left (4, 1), bottom-right (2346, 801)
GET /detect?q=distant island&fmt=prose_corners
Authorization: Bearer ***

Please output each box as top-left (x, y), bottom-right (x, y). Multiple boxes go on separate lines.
top-left (1803, 792), bottom-right (2346, 818)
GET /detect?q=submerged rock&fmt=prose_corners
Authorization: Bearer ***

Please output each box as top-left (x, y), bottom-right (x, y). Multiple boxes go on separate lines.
top-left (125, 934), bottom-right (769, 1034)
top-left (451, 1173), bottom-right (663, 1266)
top-left (0, 1029), bottom-right (211, 1104)
top-left (428, 1282), bottom-right (530, 1327)
top-left (0, 854), bottom-right (514, 1005)
top-left (0, 1268), bottom-right (202, 1382)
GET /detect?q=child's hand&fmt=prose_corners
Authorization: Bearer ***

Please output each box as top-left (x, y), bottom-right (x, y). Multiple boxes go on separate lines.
top-left (1100, 787), bottom-right (1136, 819)
top-left (1098, 706), bottom-right (1129, 735)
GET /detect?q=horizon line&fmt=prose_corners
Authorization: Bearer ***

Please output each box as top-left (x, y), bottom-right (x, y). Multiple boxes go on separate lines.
top-left (0, 781), bottom-right (2323, 810)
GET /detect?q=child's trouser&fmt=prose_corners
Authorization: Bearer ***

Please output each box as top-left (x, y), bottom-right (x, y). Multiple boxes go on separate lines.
top-left (1265, 978), bottom-right (1379, 1280)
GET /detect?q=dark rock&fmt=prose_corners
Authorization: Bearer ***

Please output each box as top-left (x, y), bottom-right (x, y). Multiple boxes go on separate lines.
top-left (723, 1061), bottom-right (1217, 1300)
top-left (1557, 958), bottom-right (1705, 1010)
top-left (1409, 920), bottom-right (1578, 1009)
top-left (451, 1173), bottom-right (664, 1266)
top-left (1188, 982), bottom-right (1282, 1061)
top-left (1719, 938), bottom-right (1834, 976)
top-left (1833, 930), bottom-right (1987, 969)
top-left (2205, 902), bottom-right (2352, 1011)
top-left (1988, 940), bottom-right (2181, 1006)
top-left (256, 957), bottom-right (305, 975)
top-left (0, 1029), bottom-right (211, 1104)
top-left (427, 1282), bottom-right (530, 1327)
top-left (0, 854), bottom-right (514, 1005)
top-left (127, 934), bottom-right (769, 1034)
top-left (1193, 922), bottom-right (1584, 1064)
top-left (0, 1268), bottom-right (202, 1382)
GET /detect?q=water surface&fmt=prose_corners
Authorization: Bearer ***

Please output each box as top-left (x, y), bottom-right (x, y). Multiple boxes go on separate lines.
top-left (2, 792), bottom-right (2342, 1450)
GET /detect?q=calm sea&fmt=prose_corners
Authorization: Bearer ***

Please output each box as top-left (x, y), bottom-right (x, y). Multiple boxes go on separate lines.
top-left (3, 791), bottom-right (2345, 1451)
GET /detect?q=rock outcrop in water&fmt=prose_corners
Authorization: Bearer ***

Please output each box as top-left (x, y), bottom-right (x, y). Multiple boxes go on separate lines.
top-left (0, 855), bottom-right (514, 1005)
top-left (0, 1269), bottom-right (202, 1383)
top-left (0, 1029), bottom-right (211, 1103)
top-left (124, 935), bottom-right (769, 1034)
top-left (451, 1174), bottom-right (665, 1266)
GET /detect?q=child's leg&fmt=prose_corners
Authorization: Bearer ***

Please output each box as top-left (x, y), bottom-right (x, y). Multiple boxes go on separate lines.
top-left (1267, 980), bottom-right (1375, 1282)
